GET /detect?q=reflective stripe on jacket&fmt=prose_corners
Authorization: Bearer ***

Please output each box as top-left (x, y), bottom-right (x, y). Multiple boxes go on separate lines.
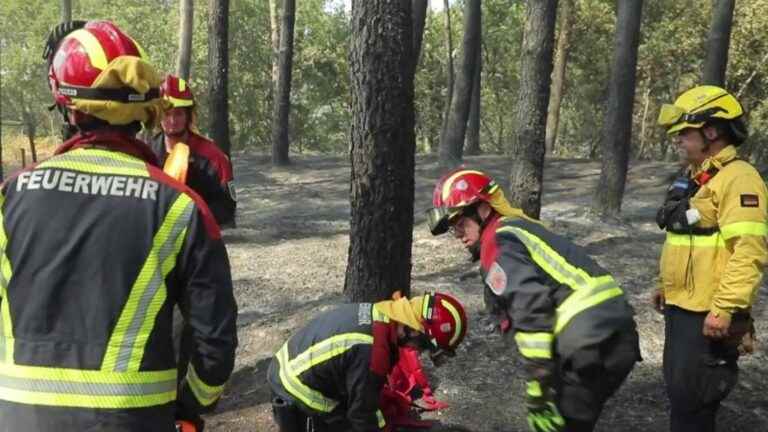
top-left (660, 145), bottom-right (768, 318)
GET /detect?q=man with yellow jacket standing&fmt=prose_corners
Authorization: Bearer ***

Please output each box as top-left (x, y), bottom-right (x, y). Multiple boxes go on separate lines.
top-left (655, 85), bottom-right (767, 432)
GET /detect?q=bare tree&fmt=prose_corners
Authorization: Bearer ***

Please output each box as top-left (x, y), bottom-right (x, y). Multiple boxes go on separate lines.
top-left (702, 0), bottom-right (735, 86)
top-left (412, 0), bottom-right (428, 74)
top-left (439, 0), bottom-right (454, 147)
top-left (60, 0), bottom-right (71, 22)
top-left (593, 0), bottom-right (644, 217)
top-left (507, 0), bottom-right (557, 219)
top-left (271, 0), bottom-right (296, 166)
top-left (269, 0), bottom-right (281, 94)
top-left (208, 0), bottom-right (230, 155)
top-left (346, 0), bottom-right (416, 302)
top-left (465, 47), bottom-right (482, 155)
top-left (545, 0), bottom-right (573, 155)
top-left (439, 0), bottom-right (481, 168)
top-left (176, 0), bottom-right (194, 80)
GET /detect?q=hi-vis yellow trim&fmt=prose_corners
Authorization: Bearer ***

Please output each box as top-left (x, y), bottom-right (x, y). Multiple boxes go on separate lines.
top-left (39, 148), bottom-right (149, 177)
top-left (441, 169), bottom-right (485, 202)
top-left (665, 232), bottom-right (725, 248)
top-left (526, 380), bottom-right (543, 398)
top-left (179, 78), bottom-right (187, 92)
top-left (187, 363), bottom-right (226, 407)
top-left (515, 332), bottom-right (554, 359)
top-left (0, 361), bottom-right (176, 408)
top-left (166, 95), bottom-right (194, 108)
top-left (276, 333), bottom-right (373, 412)
top-left (0, 195), bottom-right (13, 364)
top-left (372, 304), bottom-right (390, 323)
top-left (68, 29), bottom-right (109, 70)
top-left (441, 299), bottom-right (462, 346)
top-left (555, 277), bottom-right (623, 334)
top-left (377, 409), bottom-right (386, 428)
top-left (720, 221), bottom-right (768, 240)
top-left (102, 195), bottom-right (194, 372)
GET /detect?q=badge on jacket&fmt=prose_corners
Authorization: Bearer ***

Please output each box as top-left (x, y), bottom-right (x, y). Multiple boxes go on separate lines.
top-left (740, 194), bottom-right (759, 207)
top-left (485, 262), bottom-right (508, 295)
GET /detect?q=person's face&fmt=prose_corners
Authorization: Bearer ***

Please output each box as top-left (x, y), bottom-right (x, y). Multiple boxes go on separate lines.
top-left (161, 107), bottom-right (190, 137)
top-left (675, 127), bottom-right (718, 166)
top-left (449, 214), bottom-right (482, 250)
top-left (397, 325), bottom-right (452, 367)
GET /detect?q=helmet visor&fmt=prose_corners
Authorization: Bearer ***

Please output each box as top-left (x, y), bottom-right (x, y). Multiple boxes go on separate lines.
top-left (658, 104), bottom-right (686, 127)
top-left (426, 207), bottom-right (451, 235)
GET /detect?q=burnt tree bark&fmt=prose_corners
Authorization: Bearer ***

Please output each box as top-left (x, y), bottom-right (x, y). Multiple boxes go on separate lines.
top-left (208, 0), bottom-right (230, 155)
top-left (176, 0), bottom-right (194, 79)
top-left (465, 47), bottom-right (482, 155)
top-left (593, 0), bottom-right (643, 217)
top-left (507, 0), bottom-right (557, 219)
top-left (438, 0), bottom-right (481, 169)
top-left (702, 0), bottom-right (735, 86)
top-left (271, 0), bottom-right (296, 166)
top-left (345, 0), bottom-right (416, 302)
top-left (545, 0), bottom-right (573, 155)
top-left (412, 0), bottom-right (428, 74)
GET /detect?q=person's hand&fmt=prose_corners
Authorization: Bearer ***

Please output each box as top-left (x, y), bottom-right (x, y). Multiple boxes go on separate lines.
top-left (703, 311), bottom-right (731, 339)
top-left (526, 381), bottom-right (564, 432)
top-left (652, 290), bottom-right (665, 314)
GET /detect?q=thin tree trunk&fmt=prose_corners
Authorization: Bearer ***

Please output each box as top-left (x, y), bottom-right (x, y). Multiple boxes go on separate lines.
top-left (702, 0), bottom-right (735, 86)
top-left (439, 0), bottom-right (481, 169)
top-left (439, 0), bottom-right (454, 142)
top-left (465, 47), bottom-right (482, 155)
top-left (346, 0), bottom-right (415, 302)
top-left (507, 0), bottom-right (557, 219)
top-left (208, 0), bottom-right (230, 155)
top-left (271, 0), bottom-right (296, 166)
top-left (60, 0), bottom-right (71, 22)
top-left (176, 0), bottom-right (194, 80)
top-left (412, 0), bottom-right (428, 75)
top-left (269, 0), bottom-right (281, 94)
top-left (545, 0), bottom-right (573, 155)
top-left (593, 0), bottom-right (643, 217)
top-left (638, 82), bottom-right (651, 159)
top-left (19, 92), bottom-right (37, 163)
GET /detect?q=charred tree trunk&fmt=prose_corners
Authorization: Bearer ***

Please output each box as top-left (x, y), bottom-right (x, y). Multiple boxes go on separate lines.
top-left (507, 0), bottom-right (557, 219)
top-left (545, 0), bottom-right (573, 155)
top-left (439, 0), bottom-right (454, 147)
top-left (176, 0), bottom-right (194, 80)
top-left (345, 0), bottom-right (415, 302)
top-left (208, 0), bottom-right (230, 155)
top-left (412, 0), bottom-right (428, 74)
top-left (465, 47), bottom-right (482, 155)
top-left (702, 0), bottom-right (735, 86)
top-left (593, 0), bottom-right (643, 217)
top-left (439, 0), bottom-right (481, 169)
top-left (60, 0), bottom-right (71, 22)
top-left (271, 0), bottom-right (296, 166)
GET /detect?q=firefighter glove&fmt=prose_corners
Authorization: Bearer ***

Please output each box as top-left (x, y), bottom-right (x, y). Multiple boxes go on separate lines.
top-left (656, 176), bottom-right (697, 231)
top-left (525, 381), bottom-right (564, 432)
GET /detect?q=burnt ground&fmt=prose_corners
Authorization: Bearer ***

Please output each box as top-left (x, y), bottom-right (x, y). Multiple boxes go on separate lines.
top-left (205, 154), bottom-right (768, 432)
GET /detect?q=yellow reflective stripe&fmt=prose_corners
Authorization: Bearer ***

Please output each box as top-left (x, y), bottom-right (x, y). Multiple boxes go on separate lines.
top-left (422, 294), bottom-right (431, 319)
top-left (276, 344), bottom-right (338, 412)
top-left (496, 226), bottom-right (592, 290)
top-left (179, 78), bottom-right (187, 92)
top-left (186, 363), bottom-right (226, 407)
top-left (526, 380), bottom-right (543, 398)
top-left (720, 221), bottom-right (768, 240)
top-left (665, 232), bottom-right (725, 247)
top-left (441, 169), bottom-right (486, 202)
top-left (166, 95), bottom-right (194, 108)
top-left (372, 304), bottom-right (389, 323)
top-left (555, 279), bottom-right (623, 334)
top-left (102, 195), bottom-right (195, 371)
top-left (514, 332), bottom-right (553, 359)
top-left (440, 298), bottom-right (462, 346)
top-left (0, 202), bottom-right (13, 364)
top-left (38, 149), bottom-right (149, 177)
top-left (376, 409), bottom-right (386, 428)
top-left (68, 29), bottom-right (109, 70)
top-left (0, 362), bottom-right (176, 408)
top-left (288, 333), bottom-right (373, 375)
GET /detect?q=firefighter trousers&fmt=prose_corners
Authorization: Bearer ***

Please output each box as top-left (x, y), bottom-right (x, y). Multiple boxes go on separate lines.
top-left (664, 306), bottom-right (739, 432)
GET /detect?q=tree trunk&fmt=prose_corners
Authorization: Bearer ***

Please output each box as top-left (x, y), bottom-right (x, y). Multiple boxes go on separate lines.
top-left (545, 0), bottom-right (573, 155)
top-left (593, 0), bottom-right (643, 218)
top-left (271, 0), bottom-right (296, 166)
top-left (269, 0), bottom-right (281, 94)
top-left (507, 0), bottom-right (557, 219)
top-left (439, 0), bottom-right (454, 144)
top-left (702, 0), bottom-right (735, 86)
top-left (208, 0), bottom-right (230, 155)
top-left (465, 47), bottom-right (482, 155)
top-left (638, 82), bottom-right (651, 159)
top-left (346, 0), bottom-right (416, 302)
top-left (176, 0), bottom-right (194, 80)
top-left (412, 0), bottom-right (428, 75)
top-left (438, 0), bottom-right (481, 169)
top-left (60, 0), bottom-right (71, 22)
top-left (19, 92), bottom-right (37, 163)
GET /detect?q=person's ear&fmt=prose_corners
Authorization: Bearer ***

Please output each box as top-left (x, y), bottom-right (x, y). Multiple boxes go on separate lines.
top-left (702, 125), bottom-right (719, 141)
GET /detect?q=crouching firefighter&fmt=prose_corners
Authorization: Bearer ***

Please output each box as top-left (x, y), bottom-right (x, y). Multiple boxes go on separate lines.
top-left (0, 21), bottom-right (238, 432)
top-left (267, 293), bottom-right (468, 432)
top-left (655, 85), bottom-right (767, 432)
top-left (427, 169), bottom-right (641, 432)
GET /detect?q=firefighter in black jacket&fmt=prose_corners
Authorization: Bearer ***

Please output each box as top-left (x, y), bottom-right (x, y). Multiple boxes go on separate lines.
top-left (0, 21), bottom-right (237, 432)
top-left (427, 169), bottom-right (640, 432)
top-left (267, 292), bottom-right (468, 432)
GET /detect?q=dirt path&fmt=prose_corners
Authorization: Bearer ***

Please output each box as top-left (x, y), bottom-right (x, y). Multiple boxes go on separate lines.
top-left (207, 154), bottom-right (768, 432)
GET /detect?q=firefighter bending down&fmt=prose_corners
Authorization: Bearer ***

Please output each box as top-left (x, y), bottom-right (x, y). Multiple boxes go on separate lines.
top-left (428, 169), bottom-right (641, 432)
top-left (267, 292), bottom-right (468, 432)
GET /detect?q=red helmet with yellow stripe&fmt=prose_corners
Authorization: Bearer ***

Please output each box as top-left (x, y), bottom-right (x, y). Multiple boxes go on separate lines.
top-left (421, 292), bottom-right (468, 354)
top-left (427, 169), bottom-right (498, 235)
top-left (160, 75), bottom-right (195, 108)
top-left (47, 20), bottom-right (164, 126)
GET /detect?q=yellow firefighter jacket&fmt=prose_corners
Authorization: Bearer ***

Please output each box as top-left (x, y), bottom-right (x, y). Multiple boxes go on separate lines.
top-left (660, 145), bottom-right (768, 319)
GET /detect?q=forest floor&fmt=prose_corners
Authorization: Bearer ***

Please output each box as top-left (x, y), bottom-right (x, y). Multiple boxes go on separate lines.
top-left (201, 153), bottom-right (768, 432)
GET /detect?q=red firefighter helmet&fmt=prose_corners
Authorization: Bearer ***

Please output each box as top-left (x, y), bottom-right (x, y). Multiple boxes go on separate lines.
top-left (47, 20), bottom-right (163, 126)
top-left (427, 169), bottom-right (499, 235)
top-left (160, 75), bottom-right (195, 108)
top-left (421, 292), bottom-right (468, 353)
